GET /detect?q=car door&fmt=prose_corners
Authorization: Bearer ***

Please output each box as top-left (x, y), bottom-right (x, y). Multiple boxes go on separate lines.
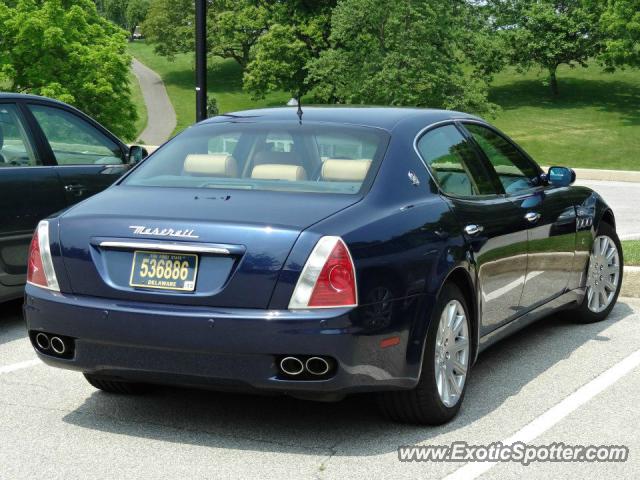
top-left (24, 103), bottom-right (130, 206)
top-left (0, 102), bottom-right (66, 294)
top-left (416, 123), bottom-right (529, 334)
top-left (463, 122), bottom-right (576, 312)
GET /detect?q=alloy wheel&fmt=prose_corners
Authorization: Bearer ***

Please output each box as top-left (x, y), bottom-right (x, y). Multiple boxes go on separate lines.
top-left (434, 300), bottom-right (470, 407)
top-left (586, 235), bottom-right (620, 314)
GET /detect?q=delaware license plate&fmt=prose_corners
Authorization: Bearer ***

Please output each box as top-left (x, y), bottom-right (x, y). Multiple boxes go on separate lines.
top-left (129, 251), bottom-right (198, 291)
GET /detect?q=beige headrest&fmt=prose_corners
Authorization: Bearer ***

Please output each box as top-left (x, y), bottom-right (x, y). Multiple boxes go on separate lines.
top-left (251, 164), bottom-right (308, 181)
top-left (184, 154), bottom-right (238, 177)
top-left (321, 159), bottom-right (372, 182)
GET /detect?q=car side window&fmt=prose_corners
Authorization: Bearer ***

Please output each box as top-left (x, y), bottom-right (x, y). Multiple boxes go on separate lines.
top-left (28, 104), bottom-right (124, 166)
top-left (0, 104), bottom-right (39, 167)
top-left (465, 123), bottom-right (540, 195)
top-left (417, 124), bottom-right (497, 197)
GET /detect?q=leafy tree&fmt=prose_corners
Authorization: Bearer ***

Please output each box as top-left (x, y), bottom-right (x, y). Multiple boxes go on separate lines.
top-left (209, 0), bottom-right (270, 68)
top-left (0, 0), bottom-right (138, 139)
top-left (489, 0), bottom-right (605, 95)
top-left (143, 0), bottom-right (269, 67)
top-left (125, 0), bottom-right (149, 40)
top-left (141, 0), bottom-right (192, 59)
top-left (142, 0), bottom-right (333, 98)
top-left (599, 0), bottom-right (640, 68)
top-left (243, 24), bottom-right (312, 99)
top-left (243, 0), bottom-right (336, 99)
top-left (96, 0), bottom-right (149, 40)
top-left (96, 0), bottom-right (127, 29)
top-left (306, 0), bottom-right (498, 115)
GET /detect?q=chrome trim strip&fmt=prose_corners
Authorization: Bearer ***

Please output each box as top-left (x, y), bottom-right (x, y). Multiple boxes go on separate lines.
top-left (412, 118), bottom-right (473, 195)
top-left (412, 117), bottom-right (527, 200)
top-left (98, 241), bottom-right (232, 255)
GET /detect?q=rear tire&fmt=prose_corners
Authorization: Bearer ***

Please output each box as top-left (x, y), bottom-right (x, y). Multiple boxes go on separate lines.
top-left (377, 283), bottom-right (471, 425)
top-left (84, 374), bottom-right (151, 394)
top-left (572, 222), bottom-right (623, 324)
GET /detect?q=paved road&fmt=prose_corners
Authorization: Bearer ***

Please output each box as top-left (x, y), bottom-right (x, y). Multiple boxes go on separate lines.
top-left (2, 297), bottom-right (639, 479)
top-left (131, 58), bottom-right (177, 145)
top-left (577, 179), bottom-right (640, 240)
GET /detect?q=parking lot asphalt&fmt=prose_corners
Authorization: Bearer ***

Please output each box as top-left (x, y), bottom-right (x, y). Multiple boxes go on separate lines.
top-left (2, 296), bottom-right (640, 480)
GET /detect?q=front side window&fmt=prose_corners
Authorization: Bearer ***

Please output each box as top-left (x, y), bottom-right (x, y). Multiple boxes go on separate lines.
top-left (29, 105), bottom-right (124, 166)
top-left (0, 104), bottom-right (38, 167)
top-left (417, 124), bottom-right (497, 197)
top-left (465, 123), bottom-right (540, 195)
top-left (124, 122), bottom-right (389, 195)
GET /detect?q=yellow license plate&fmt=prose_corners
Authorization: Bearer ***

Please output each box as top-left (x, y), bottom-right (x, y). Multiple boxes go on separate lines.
top-left (129, 251), bottom-right (198, 291)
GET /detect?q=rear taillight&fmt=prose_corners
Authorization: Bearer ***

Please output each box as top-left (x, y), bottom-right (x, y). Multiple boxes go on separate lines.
top-left (27, 220), bottom-right (59, 291)
top-left (289, 236), bottom-right (357, 309)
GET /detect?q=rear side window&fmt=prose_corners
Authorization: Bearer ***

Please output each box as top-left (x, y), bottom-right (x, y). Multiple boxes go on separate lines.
top-left (465, 123), bottom-right (540, 195)
top-left (29, 105), bottom-right (124, 166)
top-left (125, 122), bottom-right (389, 195)
top-left (0, 104), bottom-right (38, 167)
top-left (417, 125), bottom-right (496, 197)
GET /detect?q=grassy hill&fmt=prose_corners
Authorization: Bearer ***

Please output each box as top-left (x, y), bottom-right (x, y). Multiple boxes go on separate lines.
top-left (490, 65), bottom-right (640, 171)
top-left (128, 41), bottom-right (640, 170)
top-left (129, 71), bottom-right (147, 141)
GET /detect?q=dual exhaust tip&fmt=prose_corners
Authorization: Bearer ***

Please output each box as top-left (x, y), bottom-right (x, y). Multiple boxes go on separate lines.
top-left (35, 332), bottom-right (68, 355)
top-left (279, 356), bottom-right (333, 377)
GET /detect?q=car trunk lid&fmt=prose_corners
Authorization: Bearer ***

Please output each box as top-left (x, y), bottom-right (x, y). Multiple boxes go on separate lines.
top-left (58, 186), bottom-right (358, 308)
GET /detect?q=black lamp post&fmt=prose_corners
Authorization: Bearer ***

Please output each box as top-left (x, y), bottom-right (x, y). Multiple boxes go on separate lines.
top-left (195, 0), bottom-right (207, 122)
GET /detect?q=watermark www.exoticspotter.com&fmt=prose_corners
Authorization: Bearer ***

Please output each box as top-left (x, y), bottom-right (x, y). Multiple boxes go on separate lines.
top-left (398, 442), bottom-right (629, 466)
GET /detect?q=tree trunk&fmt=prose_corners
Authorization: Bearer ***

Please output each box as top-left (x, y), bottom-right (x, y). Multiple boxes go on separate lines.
top-left (549, 67), bottom-right (559, 95)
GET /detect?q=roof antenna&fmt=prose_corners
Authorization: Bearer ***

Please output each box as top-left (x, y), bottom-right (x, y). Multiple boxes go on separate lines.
top-left (296, 95), bottom-right (303, 125)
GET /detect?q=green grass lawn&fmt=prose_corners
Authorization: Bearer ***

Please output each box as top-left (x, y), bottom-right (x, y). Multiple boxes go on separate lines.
top-left (623, 241), bottom-right (640, 266)
top-left (491, 65), bottom-right (640, 171)
top-left (128, 70), bottom-right (147, 141)
top-left (127, 41), bottom-right (640, 170)
top-left (127, 41), bottom-right (289, 136)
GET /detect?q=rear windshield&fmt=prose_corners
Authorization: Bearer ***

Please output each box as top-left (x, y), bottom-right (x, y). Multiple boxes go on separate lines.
top-left (124, 121), bottom-right (389, 195)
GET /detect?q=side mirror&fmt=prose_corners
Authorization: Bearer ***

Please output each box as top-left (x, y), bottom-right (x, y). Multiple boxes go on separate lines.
top-left (547, 166), bottom-right (576, 187)
top-left (128, 145), bottom-right (148, 165)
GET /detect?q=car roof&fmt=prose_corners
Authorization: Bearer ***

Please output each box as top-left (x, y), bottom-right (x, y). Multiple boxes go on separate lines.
top-left (0, 92), bottom-right (70, 106)
top-left (203, 106), bottom-right (482, 132)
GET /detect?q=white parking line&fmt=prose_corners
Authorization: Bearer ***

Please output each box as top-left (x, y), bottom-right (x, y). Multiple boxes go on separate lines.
top-left (0, 359), bottom-right (40, 375)
top-left (443, 348), bottom-right (640, 480)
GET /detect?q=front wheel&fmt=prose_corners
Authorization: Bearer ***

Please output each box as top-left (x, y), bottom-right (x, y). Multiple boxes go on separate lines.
top-left (573, 222), bottom-right (623, 323)
top-left (378, 283), bottom-right (471, 424)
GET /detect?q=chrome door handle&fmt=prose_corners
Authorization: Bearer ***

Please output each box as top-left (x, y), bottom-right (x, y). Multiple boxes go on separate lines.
top-left (525, 212), bottom-right (541, 223)
top-left (64, 183), bottom-right (87, 197)
top-left (464, 224), bottom-right (484, 236)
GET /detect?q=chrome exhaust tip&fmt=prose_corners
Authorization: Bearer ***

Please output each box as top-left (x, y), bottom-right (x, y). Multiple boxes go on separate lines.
top-left (35, 333), bottom-right (50, 351)
top-left (50, 336), bottom-right (66, 355)
top-left (280, 356), bottom-right (304, 376)
top-left (305, 357), bottom-right (330, 376)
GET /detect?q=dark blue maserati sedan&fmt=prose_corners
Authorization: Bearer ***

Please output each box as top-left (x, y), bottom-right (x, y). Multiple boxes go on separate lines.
top-left (24, 107), bottom-right (622, 424)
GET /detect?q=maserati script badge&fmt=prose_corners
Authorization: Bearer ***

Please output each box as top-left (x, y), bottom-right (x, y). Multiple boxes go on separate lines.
top-left (129, 225), bottom-right (199, 239)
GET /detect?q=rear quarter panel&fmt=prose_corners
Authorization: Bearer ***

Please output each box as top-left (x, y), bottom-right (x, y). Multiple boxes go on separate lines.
top-left (567, 185), bottom-right (615, 291)
top-left (270, 127), bottom-right (472, 369)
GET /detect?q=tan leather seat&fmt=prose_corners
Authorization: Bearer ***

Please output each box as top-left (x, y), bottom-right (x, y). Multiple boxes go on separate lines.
top-left (251, 164), bottom-right (308, 181)
top-left (184, 154), bottom-right (238, 177)
top-left (321, 159), bottom-right (372, 182)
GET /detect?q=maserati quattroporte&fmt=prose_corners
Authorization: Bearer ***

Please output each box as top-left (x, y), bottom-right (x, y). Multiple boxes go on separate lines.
top-left (24, 107), bottom-right (622, 424)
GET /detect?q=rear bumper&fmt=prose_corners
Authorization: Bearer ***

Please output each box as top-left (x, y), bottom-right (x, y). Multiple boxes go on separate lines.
top-left (24, 285), bottom-right (424, 398)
